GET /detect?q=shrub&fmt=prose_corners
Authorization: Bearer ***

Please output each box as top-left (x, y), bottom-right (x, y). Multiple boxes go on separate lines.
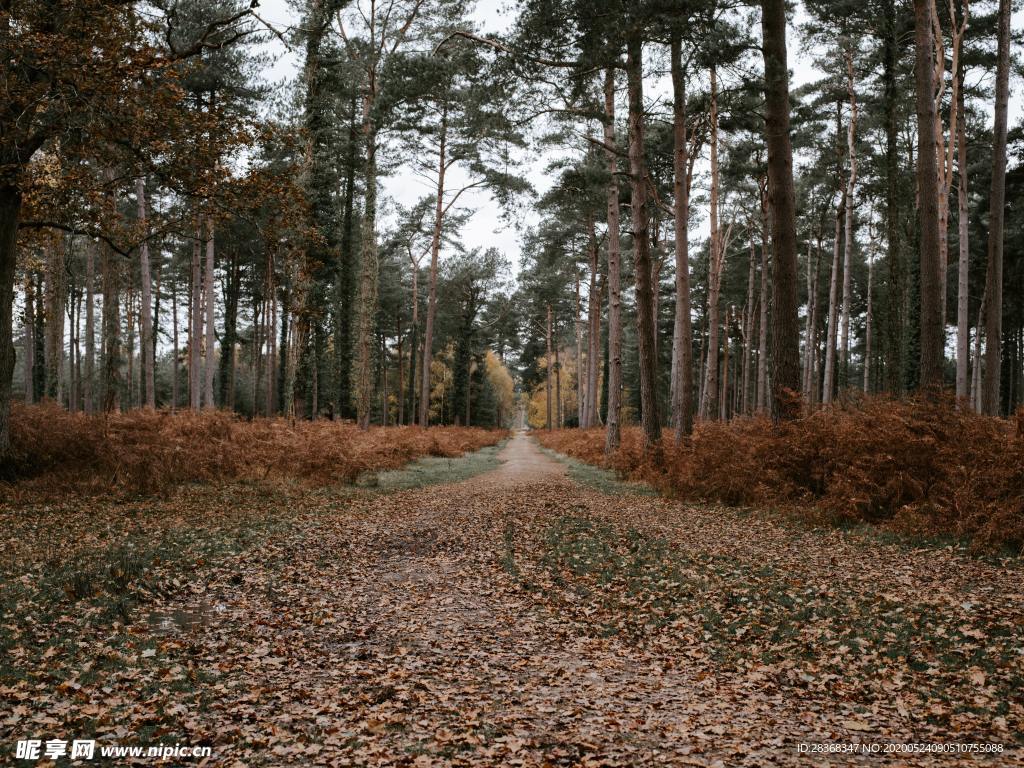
top-left (534, 396), bottom-right (1024, 552)
top-left (3, 402), bottom-right (506, 497)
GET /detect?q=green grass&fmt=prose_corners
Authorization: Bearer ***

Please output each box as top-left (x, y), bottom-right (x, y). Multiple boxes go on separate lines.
top-left (358, 440), bottom-right (507, 491)
top-left (534, 443), bottom-right (657, 496)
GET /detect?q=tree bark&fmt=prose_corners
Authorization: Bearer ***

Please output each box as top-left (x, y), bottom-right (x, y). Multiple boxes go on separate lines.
top-left (190, 219), bottom-right (202, 410)
top-left (44, 244), bottom-right (66, 401)
top-left (101, 235), bottom-right (121, 414)
top-left (761, 0), bottom-right (802, 418)
top-left (670, 37), bottom-right (694, 439)
top-left (757, 189), bottom-right (770, 412)
top-left (625, 34), bottom-right (661, 449)
top-left (84, 240), bottom-right (95, 414)
top-left (914, 0), bottom-right (945, 389)
top-left (603, 68), bottom-right (624, 454)
top-left (546, 303), bottom-right (553, 430)
top-left (839, 51), bottom-right (858, 387)
top-left (955, 71), bottom-right (970, 401)
top-left (883, 0), bottom-right (906, 394)
top-left (136, 177), bottom-right (155, 409)
top-left (420, 105), bottom-right (448, 428)
top-left (982, 0), bottom-right (1009, 414)
top-left (23, 273), bottom-right (34, 405)
top-left (0, 183), bottom-right (18, 454)
top-left (744, 236), bottom-right (757, 414)
top-left (586, 224), bottom-right (600, 430)
top-left (203, 218), bottom-right (216, 409)
top-left (700, 66), bottom-right (722, 422)
top-left (823, 190), bottom-right (844, 404)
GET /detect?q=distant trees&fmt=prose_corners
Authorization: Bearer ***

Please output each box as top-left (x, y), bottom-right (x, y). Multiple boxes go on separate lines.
top-left (3, 0), bottom-right (1022, 455)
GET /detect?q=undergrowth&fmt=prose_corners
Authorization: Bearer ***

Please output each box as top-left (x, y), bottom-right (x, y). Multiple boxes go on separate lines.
top-left (3, 403), bottom-right (507, 497)
top-left (534, 395), bottom-right (1024, 552)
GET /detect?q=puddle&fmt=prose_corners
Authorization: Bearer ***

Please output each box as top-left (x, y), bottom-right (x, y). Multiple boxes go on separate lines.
top-left (146, 600), bottom-right (227, 635)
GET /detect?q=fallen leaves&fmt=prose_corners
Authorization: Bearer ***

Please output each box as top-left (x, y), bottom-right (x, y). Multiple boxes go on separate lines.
top-left (0, 433), bottom-right (1020, 766)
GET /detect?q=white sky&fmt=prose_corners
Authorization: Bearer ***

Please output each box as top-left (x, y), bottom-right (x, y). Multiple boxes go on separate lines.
top-left (252, 0), bottom-right (1022, 275)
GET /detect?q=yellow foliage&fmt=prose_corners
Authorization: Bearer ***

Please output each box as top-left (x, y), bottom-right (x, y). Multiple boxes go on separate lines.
top-left (527, 347), bottom-right (579, 429)
top-left (484, 351), bottom-right (516, 427)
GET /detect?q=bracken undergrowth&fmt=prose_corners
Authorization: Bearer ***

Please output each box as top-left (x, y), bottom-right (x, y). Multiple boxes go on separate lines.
top-left (3, 402), bottom-right (507, 497)
top-left (534, 395), bottom-right (1024, 553)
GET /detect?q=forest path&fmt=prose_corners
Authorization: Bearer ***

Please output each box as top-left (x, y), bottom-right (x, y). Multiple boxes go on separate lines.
top-left (175, 433), bottom-right (1017, 766)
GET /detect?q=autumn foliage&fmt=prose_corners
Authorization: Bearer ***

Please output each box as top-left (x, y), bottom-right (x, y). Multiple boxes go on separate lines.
top-left (535, 396), bottom-right (1024, 551)
top-left (3, 403), bottom-right (506, 497)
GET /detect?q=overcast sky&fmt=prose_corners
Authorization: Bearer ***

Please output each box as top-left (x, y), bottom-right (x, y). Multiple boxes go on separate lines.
top-left (251, 0), bottom-right (1021, 277)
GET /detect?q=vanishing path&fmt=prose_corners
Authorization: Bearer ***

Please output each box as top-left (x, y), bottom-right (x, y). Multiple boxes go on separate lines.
top-left (180, 432), bottom-right (1018, 766)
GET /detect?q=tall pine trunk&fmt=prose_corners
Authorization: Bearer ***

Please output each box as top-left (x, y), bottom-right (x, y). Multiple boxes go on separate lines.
top-left (839, 51), bottom-right (858, 387)
top-left (23, 273), bottom-right (34, 405)
top-left (955, 74), bottom-right (970, 401)
top-left (586, 224), bottom-right (600, 430)
top-left (101, 238), bottom-right (121, 413)
top-left (419, 104), bottom-right (448, 428)
top-left (625, 34), bottom-right (660, 449)
top-left (603, 68), bottom-right (624, 453)
top-left (982, 0), bottom-right (1009, 414)
top-left (700, 66), bottom-right (722, 422)
top-left (914, 0), bottom-right (945, 389)
top-left (761, 0), bottom-right (802, 418)
top-left (670, 37), bottom-right (694, 439)
top-left (203, 219), bottom-right (216, 409)
top-left (136, 178), bottom-right (155, 409)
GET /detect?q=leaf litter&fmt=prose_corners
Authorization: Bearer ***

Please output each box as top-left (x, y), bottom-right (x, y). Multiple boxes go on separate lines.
top-left (1, 432), bottom-right (1021, 765)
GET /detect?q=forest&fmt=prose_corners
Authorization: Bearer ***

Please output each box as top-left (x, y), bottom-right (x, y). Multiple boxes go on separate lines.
top-left (1, 0), bottom-right (1022, 764)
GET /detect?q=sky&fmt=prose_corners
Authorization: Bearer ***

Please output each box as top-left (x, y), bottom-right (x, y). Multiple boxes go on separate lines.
top-left (250, 0), bottom-right (1022, 278)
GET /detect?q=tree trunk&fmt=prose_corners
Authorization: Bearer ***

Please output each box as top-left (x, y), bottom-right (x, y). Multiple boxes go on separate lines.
top-left (396, 312), bottom-right (404, 426)
top-left (603, 68), bottom-right (624, 454)
top-left (757, 196), bottom-right (770, 412)
top-left (955, 72), bottom-right (970, 401)
top-left (743, 237), bottom-right (757, 414)
top-left (575, 269), bottom-right (585, 427)
top-left (801, 233), bottom-right (813, 401)
top-left (670, 37), bottom-right (694, 440)
top-left (883, 0), bottom-right (906, 394)
top-left (171, 272), bottom-right (178, 412)
top-left (586, 224), bottom-right (600, 430)
top-left (190, 219), bottom-right (202, 410)
top-left (136, 177), bottom-right (155, 409)
top-left (84, 240), bottom-right (95, 414)
top-left (720, 305), bottom-right (730, 421)
top-left (701, 66), bottom-right (722, 422)
top-left (408, 262), bottom-right (418, 424)
top-left (203, 218), bottom-right (216, 409)
top-left (546, 303), bottom-right (553, 430)
top-left (101, 236), bottom-right (121, 414)
top-left (823, 190), bottom-right (844, 404)
top-left (356, 122), bottom-right (379, 429)
top-left (0, 183), bottom-right (19, 454)
top-left (337, 92), bottom-right (359, 420)
top-left (839, 51), bottom-right (858, 387)
top-left (864, 254), bottom-right (875, 392)
top-left (807, 228), bottom-right (823, 406)
top-left (761, 0), bottom-right (802, 418)
top-left (23, 273), bottom-right (34, 405)
top-left (419, 106), bottom-right (448, 429)
top-left (625, 34), bottom-right (660, 449)
top-left (555, 336), bottom-right (562, 428)
top-left (44, 245), bottom-right (66, 401)
top-left (982, 0), bottom-right (1009, 414)
top-left (266, 251), bottom-right (276, 416)
top-left (914, 0), bottom-right (945, 389)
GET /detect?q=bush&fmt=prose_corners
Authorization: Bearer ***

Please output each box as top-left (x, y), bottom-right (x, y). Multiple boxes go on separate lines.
top-left (3, 403), bottom-right (507, 497)
top-left (534, 396), bottom-right (1024, 552)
